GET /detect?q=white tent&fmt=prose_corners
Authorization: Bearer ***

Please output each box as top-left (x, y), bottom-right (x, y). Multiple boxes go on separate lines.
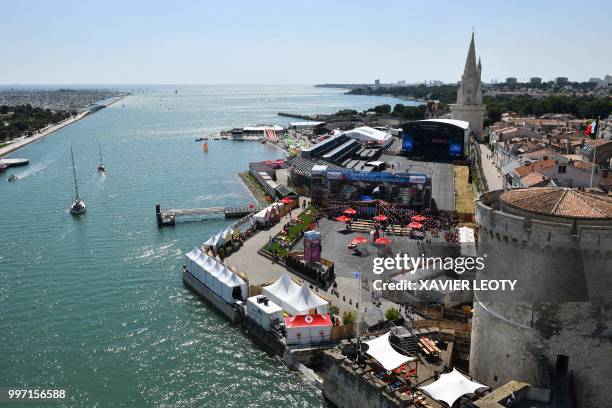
top-left (209, 260), bottom-right (225, 295)
top-left (184, 247), bottom-right (201, 275)
top-left (202, 255), bottom-right (218, 288)
top-left (216, 266), bottom-right (234, 302)
top-left (222, 227), bottom-right (233, 242)
top-left (203, 235), bottom-right (216, 248)
top-left (343, 126), bottom-right (391, 144)
top-left (253, 203), bottom-right (284, 224)
top-left (193, 251), bottom-right (210, 284)
top-left (253, 208), bottom-right (269, 224)
top-left (262, 272), bottom-right (301, 308)
top-left (225, 271), bottom-right (247, 302)
top-left (214, 232), bottom-right (225, 247)
top-left (283, 282), bottom-right (329, 316)
top-left (364, 332), bottom-right (416, 371)
top-left (420, 368), bottom-right (488, 407)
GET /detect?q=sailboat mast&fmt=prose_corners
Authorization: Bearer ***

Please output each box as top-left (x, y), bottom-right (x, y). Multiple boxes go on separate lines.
top-left (71, 147), bottom-right (80, 200)
top-left (98, 144), bottom-right (103, 166)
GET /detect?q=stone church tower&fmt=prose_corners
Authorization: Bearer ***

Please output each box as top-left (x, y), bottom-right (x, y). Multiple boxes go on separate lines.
top-left (451, 32), bottom-right (486, 141)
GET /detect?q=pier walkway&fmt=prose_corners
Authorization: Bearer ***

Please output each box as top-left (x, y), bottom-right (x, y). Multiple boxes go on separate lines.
top-left (156, 204), bottom-right (263, 227)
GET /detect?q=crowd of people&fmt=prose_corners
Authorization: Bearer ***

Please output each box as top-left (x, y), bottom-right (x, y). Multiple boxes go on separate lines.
top-left (325, 200), bottom-right (461, 243)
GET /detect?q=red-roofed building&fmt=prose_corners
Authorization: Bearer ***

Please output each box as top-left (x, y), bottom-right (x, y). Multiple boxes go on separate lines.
top-left (284, 314), bottom-right (333, 346)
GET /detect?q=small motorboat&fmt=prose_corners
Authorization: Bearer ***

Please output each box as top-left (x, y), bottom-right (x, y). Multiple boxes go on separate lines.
top-left (261, 139), bottom-right (267, 144)
top-left (195, 137), bottom-right (209, 142)
top-left (8, 174), bottom-right (17, 182)
top-left (0, 163), bottom-right (7, 172)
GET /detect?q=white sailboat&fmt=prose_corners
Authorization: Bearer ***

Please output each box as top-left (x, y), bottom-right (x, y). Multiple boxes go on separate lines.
top-left (69, 147), bottom-right (86, 215)
top-left (97, 144), bottom-right (106, 173)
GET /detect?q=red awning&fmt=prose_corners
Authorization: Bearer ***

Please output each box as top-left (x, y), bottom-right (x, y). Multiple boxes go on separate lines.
top-left (343, 208), bottom-right (357, 215)
top-left (411, 215), bottom-right (428, 222)
top-left (335, 215), bottom-right (352, 223)
top-left (351, 236), bottom-right (368, 245)
top-left (375, 237), bottom-right (392, 245)
top-left (373, 215), bottom-right (388, 222)
top-left (280, 197), bottom-right (294, 204)
top-left (284, 314), bottom-right (332, 328)
top-left (407, 222), bottom-right (423, 229)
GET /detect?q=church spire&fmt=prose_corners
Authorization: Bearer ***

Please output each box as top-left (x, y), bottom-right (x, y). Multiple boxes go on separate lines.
top-left (463, 32), bottom-right (478, 76)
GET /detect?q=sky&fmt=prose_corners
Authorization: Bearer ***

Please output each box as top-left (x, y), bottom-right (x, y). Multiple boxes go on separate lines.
top-left (1, 0), bottom-right (611, 85)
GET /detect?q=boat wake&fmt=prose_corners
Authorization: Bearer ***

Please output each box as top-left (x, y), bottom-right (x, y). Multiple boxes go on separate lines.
top-left (12, 161), bottom-right (49, 180)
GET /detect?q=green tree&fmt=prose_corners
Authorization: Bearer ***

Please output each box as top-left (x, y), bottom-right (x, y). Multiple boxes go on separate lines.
top-left (373, 104), bottom-right (391, 114)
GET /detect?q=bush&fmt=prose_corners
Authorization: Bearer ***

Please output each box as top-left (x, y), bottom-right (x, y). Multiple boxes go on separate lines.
top-left (342, 310), bottom-right (357, 325)
top-left (384, 307), bottom-right (401, 321)
top-left (329, 305), bottom-right (340, 316)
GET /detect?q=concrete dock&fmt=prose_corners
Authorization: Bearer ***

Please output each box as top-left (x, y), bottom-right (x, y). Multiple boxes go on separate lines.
top-left (0, 158), bottom-right (29, 168)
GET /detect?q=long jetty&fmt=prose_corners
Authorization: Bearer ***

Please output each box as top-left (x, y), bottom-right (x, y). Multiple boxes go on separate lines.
top-left (155, 204), bottom-right (263, 227)
top-left (277, 112), bottom-right (324, 121)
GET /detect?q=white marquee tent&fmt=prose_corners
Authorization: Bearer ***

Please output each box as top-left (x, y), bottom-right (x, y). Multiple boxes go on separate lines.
top-left (283, 282), bottom-right (329, 316)
top-left (342, 126), bottom-right (391, 144)
top-left (183, 249), bottom-right (247, 305)
top-left (185, 247), bottom-right (201, 274)
top-left (420, 368), bottom-right (488, 407)
top-left (364, 332), bottom-right (416, 371)
top-left (253, 203), bottom-right (284, 224)
top-left (262, 271), bottom-right (301, 307)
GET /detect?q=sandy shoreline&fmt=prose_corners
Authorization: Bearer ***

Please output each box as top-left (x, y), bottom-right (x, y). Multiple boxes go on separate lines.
top-left (0, 94), bottom-right (128, 158)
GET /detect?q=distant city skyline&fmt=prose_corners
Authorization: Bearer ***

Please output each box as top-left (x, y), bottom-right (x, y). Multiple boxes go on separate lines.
top-left (1, 0), bottom-right (610, 85)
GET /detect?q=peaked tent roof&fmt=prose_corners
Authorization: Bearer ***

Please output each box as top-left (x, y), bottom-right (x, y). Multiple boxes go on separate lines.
top-left (185, 247), bottom-right (201, 261)
top-left (364, 332), bottom-right (416, 371)
top-left (195, 251), bottom-right (209, 267)
top-left (217, 266), bottom-right (233, 283)
top-left (263, 271), bottom-right (301, 299)
top-left (227, 271), bottom-right (246, 287)
top-left (420, 368), bottom-right (488, 407)
top-left (284, 282), bottom-right (328, 314)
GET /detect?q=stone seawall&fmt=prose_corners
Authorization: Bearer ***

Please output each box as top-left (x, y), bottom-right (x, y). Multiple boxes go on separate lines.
top-left (182, 270), bottom-right (237, 322)
top-left (322, 349), bottom-right (413, 408)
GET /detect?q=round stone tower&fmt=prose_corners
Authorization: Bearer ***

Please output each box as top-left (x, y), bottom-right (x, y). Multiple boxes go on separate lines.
top-left (471, 188), bottom-right (612, 408)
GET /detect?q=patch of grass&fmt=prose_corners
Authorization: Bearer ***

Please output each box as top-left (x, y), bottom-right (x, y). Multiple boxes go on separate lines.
top-left (238, 172), bottom-right (274, 205)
